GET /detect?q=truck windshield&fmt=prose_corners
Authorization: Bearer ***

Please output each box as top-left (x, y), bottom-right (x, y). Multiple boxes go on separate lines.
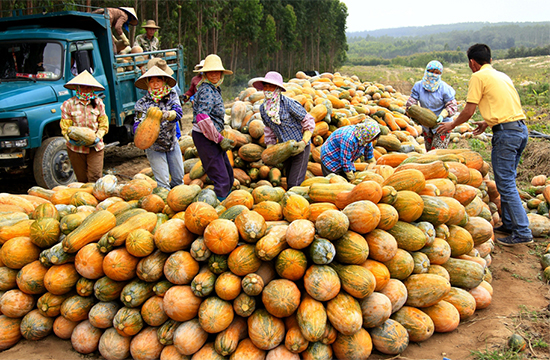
top-left (0, 42), bottom-right (63, 80)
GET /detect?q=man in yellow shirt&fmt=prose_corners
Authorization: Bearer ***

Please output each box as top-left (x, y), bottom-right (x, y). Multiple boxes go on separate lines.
top-left (437, 43), bottom-right (532, 246)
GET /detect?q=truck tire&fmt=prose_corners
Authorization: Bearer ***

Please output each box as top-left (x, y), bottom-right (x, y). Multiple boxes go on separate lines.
top-left (33, 137), bottom-right (76, 189)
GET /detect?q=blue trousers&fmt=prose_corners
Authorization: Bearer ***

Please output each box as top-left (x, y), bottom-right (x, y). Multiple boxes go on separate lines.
top-left (145, 145), bottom-right (184, 190)
top-left (491, 124), bottom-right (532, 238)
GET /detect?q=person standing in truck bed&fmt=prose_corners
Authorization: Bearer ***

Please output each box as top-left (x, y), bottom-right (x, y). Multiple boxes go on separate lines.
top-left (93, 7), bottom-right (138, 54)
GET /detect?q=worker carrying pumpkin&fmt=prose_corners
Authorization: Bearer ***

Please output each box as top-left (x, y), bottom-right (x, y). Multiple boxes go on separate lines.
top-left (93, 7), bottom-right (138, 54)
top-left (405, 60), bottom-right (458, 151)
top-left (60, 70), bottom-right (109, 183)
top-left (249, 71), bottom-right (315, 189)
top-left (320, 120), bottom-right (381, 182)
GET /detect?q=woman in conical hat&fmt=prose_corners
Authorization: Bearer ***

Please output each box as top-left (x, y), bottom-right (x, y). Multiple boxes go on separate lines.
top-left (249, 70), bottom-right (316, 188)
top-left (60, 70), bottom-right (109, 183)
top-left (191, 54), bottom-right (235, 201)
top-left (133, 65), bottom-right (184, 190)
top-left (320, 120), bottom-right (381, 182)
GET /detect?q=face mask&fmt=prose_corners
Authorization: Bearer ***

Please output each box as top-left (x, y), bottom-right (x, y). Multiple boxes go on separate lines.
top-left (264, 90), bottom-right (274, 99)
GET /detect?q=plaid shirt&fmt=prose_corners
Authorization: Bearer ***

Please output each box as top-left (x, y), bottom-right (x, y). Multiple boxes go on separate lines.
top-left (60, 97), bottom-right (108, 154)
top-left (135, 88), bottom-right (182, 152)
top-left (135, 34), bottom-right (160, 53)
top-left (193, 82), bottom-right (225, 132)
top-left (261, 95), bottom-right (315, 144)
top-left (321, 125), bottom-right (374, 173)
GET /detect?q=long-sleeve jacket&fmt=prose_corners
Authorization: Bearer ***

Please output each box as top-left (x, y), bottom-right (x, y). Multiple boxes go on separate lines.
top-left (60, 97), bottom-right (108, 154)
top-left (134, 88), bottom-right (182, 152)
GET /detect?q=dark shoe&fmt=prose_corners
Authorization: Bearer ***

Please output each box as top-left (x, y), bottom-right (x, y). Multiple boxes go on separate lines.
top-left (496, 235), bottom-right (533, 247)
top-left (493, 225), bottom-right (512, 234)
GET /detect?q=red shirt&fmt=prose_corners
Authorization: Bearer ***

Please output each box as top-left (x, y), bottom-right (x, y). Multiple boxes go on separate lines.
top-left (184, 75), bottom-right (202, 99)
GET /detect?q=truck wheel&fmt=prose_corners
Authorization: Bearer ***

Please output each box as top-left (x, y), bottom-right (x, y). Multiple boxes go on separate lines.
top-left (33, 137), bottom-right (76, 189)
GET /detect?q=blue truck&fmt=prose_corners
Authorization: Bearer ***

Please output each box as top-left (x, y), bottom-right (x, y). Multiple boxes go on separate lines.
top-left (0, 4), bottom-right (186, 188)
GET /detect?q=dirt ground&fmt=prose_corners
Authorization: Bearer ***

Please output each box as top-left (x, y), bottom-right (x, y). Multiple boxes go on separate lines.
top-left (2, 106), bottom-right (550, 360)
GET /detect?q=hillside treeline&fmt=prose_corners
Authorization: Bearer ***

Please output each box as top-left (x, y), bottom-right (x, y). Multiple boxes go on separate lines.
top-left (2, 0), bottom-right (348, 83)
top-left (347, 22), bottom-right (550, 66)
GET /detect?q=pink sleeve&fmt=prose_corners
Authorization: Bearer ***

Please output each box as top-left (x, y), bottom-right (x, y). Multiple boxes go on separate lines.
top-left (264, 126), bottom-right (277, 145)
top-left (301, 113), bottom-right (316, 132)
top-left (196, 113), bottom-right (224, 143)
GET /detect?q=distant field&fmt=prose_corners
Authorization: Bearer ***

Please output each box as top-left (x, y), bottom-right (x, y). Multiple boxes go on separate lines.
top-left (339, 55), bottom-right (549, 123)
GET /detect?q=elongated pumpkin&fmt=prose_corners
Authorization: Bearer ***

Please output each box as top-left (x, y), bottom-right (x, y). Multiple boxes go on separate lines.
top-left (62, 210), bottom-right (116, 253)
top-left (135, 106), bottom-right (162, 150)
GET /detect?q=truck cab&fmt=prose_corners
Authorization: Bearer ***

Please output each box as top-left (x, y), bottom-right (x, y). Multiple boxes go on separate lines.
top-left (0, 5), bottom-right (185, 188)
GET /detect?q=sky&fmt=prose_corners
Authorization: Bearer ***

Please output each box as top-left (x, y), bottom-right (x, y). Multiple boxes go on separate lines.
top-left (342, 0), bottom-right (550, 32)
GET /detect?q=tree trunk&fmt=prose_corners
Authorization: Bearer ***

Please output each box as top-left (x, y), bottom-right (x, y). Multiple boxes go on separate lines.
top-left (197, 4), bottom-right (202, 63)
top-left (27, 0), bottom-right (32, 15)
top-left (155, 0), bottom-right (158, 27)
top-left (165, 1), bottom-right (170, 22)
top-left (178, 0), bottom-right (182, 45)
top-left (87, 0), bottom-right (91, 12)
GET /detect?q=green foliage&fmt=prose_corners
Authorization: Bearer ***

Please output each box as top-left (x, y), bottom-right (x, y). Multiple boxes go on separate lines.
top-left (5, 0), bottom-right (349, 89)
top-left (347, 22), bottom-right (550, 62)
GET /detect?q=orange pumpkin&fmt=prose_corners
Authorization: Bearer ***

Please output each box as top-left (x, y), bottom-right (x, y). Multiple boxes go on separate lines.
top-left (164, 250), bottom-right (199, 285)
top-left (282, 193), bottom-right (310, 222)
top-left (342, 200), bottom-right (381, 234)
top-left (370, 318), bottom-right (409, 355)
top-left (0, 289), bottom-right (35, 318)
top-left (303, 265), bottom-right (341, 302)
top-left (173, 318), bottom-right (209, 355)
top-left (248, 309), bottom-right (285, 350)
top-left (315, 209), bottom-right (350, 241)
top-left (332, 328), bottom-right (373, 360)
top-left (361, 259), bottom-right (390, 291)
top-left (1, 236), bottom-right (41, 269)
top-left (130, 326), bottom-right (164, 360)
top-left (52, 315), bottom-right (78, 340)
top-left (214, 316), bottom-right (248, 356)
top-left (204, 219), bottom-right (239, 255)
top-left (198, 296), bottom-right (234, 333)
top-left (365, 229), bottom-right (397, 262)
top-left (262, 279), bottom-right (301, 318)
top-left (75, 243), bottom-right (105, 280)
top-left (163, 286), bottom-right (203, 322)
top-left (71, 320), bottom-right (102, 354)
top-left (98, 327), bottom-right (131, 360)
top-left (228, 244), bottom-right (262, 276)
top-left (442, 287), bottom-right (477, 320)
top-left (113, 307), bottom-right (143, 337)
top-left (20, 309), bottom-right (54, 340)
top-left (421, 300), bottom-right (460, 333)
top-left (44, 264), bottom-right (80, 295)
top-left (103, 248), bottom-right (139, 281)
top-left (16, 260), bottom-right (48, 295)
top-left (252, 201), bottom-right (283, 221)
top-left (359, 292), bottom-right (392, 328)
top-left (390, 306), bottom-right (434, 342)
top-left (215, 271), bottom-right (242, 301)
top-left (235, 210), bottom-right (267, 243)
top-left (379, 278), bottom-right (408, 313)
top-left (285, 219), bottom-right (315, 249)
top-left (326, 292), bottom-right (363, 335)
top-left (184, 202), bottom-right (219, 235)
top-left (154, 218), bottom-right (195, 253)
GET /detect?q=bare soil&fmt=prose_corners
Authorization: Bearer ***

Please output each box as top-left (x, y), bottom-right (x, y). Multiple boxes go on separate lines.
top-left (2, 102), bottom-right (550, 360)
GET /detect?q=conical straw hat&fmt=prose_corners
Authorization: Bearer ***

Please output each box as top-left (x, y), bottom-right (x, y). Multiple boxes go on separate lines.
top-left (135, 65), bottom-right (176, 90)
top-left (64, 70), bottom-right (105, 91)
top-left (194, 54), bottom-right (232, 75)
top-left (119, 7), bottom-right (138, 26)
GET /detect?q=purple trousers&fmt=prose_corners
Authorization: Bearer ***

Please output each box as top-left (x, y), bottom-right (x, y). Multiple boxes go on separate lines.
top-left (285, 144), bottom-right (310, 188)
top-left (192, 131), bottom-right (234, 199)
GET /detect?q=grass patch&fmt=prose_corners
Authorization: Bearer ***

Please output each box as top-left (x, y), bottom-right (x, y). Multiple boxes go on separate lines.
top-left (470, 348), bottom-right (526, 360)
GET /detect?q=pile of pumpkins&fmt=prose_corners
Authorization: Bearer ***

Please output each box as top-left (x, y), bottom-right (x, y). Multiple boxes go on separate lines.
top-left (0, 71), bottom-right (513, 360)
top-left (525, 175), bottom-right (550, 282)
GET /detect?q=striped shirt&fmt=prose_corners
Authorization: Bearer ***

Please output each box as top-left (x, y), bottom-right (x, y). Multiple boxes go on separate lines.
top-left (261, 95), bottom-right (315, 145)
top-left (321, 125), bottom-right (374, 173)
top-left (60, 97), bottom-right (108, 154)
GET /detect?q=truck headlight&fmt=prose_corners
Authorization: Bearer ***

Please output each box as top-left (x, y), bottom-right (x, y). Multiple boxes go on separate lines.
top-left (0, 122), bottom-right (21, 136)
top-left (2, 123), bottom-right (20, 136)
